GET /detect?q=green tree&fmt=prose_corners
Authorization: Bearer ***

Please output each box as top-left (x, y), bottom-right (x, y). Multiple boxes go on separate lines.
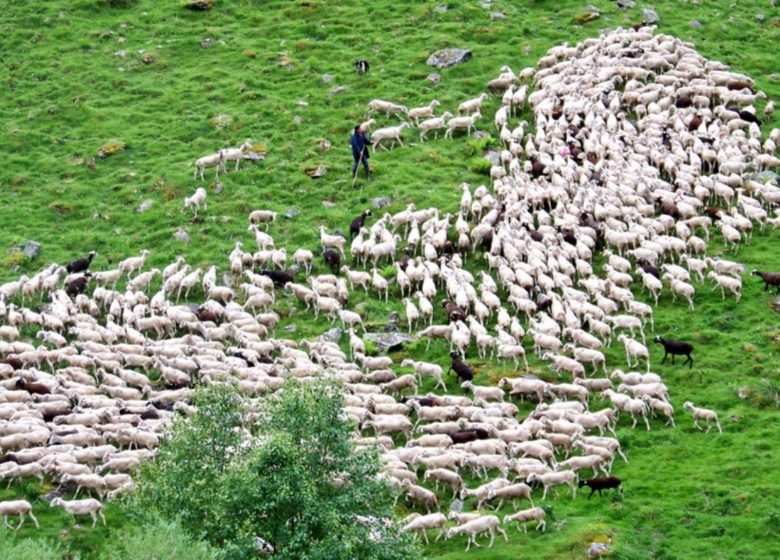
top-left (129, 381), bottom-right (419, 560)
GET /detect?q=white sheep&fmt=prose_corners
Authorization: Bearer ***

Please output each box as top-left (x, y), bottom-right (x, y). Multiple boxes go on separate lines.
top-left (194, 151), bottom-right (225, 180)
top-left (219, 141), bottom-right (253, 172)
top-left (458, 93), bottom-right (489, 115)
top-left (366, 99), bottom-right (409, 118)
top-left (372, 123), bottom-right (411, 151)
top-left (446, 514), bottom-right (508, 552)
top-left (50, 497), bottom-right (106, 527)
top-left (445, 112), bottom-right (481, 138)
top-left (418, 112), bottom-right (453, 141)
top-left (408, 100), bottom-right (440, 124)
top-left (401, 512), bottom-right (447, 545)
top-left (0, 499), bottom-right (38, 530)
top-left (502, 507), bottom-right (546, 533)
top-left (683, 401), bottom-right (722, 433)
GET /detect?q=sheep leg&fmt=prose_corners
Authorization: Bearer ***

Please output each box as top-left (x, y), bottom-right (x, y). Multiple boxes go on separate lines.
top-left (498, 525), bottom-right (509, 543)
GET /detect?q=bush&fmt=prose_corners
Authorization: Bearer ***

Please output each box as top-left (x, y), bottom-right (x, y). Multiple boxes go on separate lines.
top-left (0, 536), bottom-right (70, 560)
top-left (99, 518), bottom-right (216, 560)
top-left (129, 382), bottom-right (420, 560)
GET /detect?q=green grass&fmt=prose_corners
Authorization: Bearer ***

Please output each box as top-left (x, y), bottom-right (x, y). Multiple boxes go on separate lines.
top-left (1, 0), bottom-right (779, 558)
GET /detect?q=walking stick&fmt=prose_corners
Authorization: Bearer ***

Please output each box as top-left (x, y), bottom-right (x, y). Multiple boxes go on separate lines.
top-left (351, 146), bottom-right (366, 189)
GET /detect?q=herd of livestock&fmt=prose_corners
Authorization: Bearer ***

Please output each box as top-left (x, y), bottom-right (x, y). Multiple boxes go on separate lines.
top-left (0, 25), bottom-right (778, 552)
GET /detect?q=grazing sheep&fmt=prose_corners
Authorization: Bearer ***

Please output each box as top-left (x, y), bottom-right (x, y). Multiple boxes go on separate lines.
top-left (445, 112), bottom-right (482, 138)
top-left (194, 151), bottom-right (225, 180)
top-left (419, 112), bottom-right (453, 140)
top-left (751, 270), bottom-right (780, 292)
top-left (578, 476), bottom-right (622, 499)
top-left (408, 100), bottom-right (440, 124)
top-left (372, 123), bottom-right (411, 151)
top-left (0, 499), bottom-right (38, 530)
top-left (50, 497), bottom-right (106, 527)
top-left (446, 514), bottom-right (508, 552)
top-left (683, 402), bottom-right (722, 433)
top-left (502, 507), bottom-right (546, 533)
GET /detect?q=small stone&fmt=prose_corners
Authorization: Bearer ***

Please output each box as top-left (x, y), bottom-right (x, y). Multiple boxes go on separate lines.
top-left (322, 74), bottom-right (334, 83)
top-left (490, 12), bottom-right (506, 20)
top-left (283, 208), bottom-right (300, 219)
top-left (210, 114), bottom-right (232, 129)
top-left (21, 241), bottom-right (41, 260)
top-left (322, 200), bottom-right (335, 208)
top-left (426, 72), bottom-right (441, 85)
top-left (114, 49), bottom-right (126, 58)
top-left (214, 182), bottom-right (224, 194)
top-left (288, 264), bottom-right (301, 276)
top-left (308, 165), bottom-right (327, 179)
top-left (387, 311), bottom-right (401, 325)
top-left (136, 199), bottom-right (153, 213)
top-left (450, 499), bottom-right (464, 512)
top-left (642, 6), bottom-right (659, 23)
top-left (173, 229), bottom-right (190, 244)
top-left (243, 152), bottom-right (265, 162)
top-left (329, 85), bottom-right (348, 95)
top-left (588, 542), bottom-right (610, 558)
top-left (283, 324), bottom-right (297, 333)
top-left (617, 0), bottom-right (635, 8)
top-left (473, 131), bottom-right (490, 139)
top-left (574, 10), bottom-right (600, 24)
top-left (320, 327), bottom-right (344, 343)
top-left (297, 100), bottom-right (308, 107)
top-left (200, 38), bottom-right (216, 48)
top-left (524, 44), bottom-right (532, 55)
top-left (426, 48), bottom-right (472, 69)
top-left (434, 5), bottom-right (448, 14)
top-left (293, 115), bottom-right (302, 124)
top-left (221, 273), bottom-right (234, 288)
top-left (372, 196), bottom-right (391, 209)
top-left (756, 13), bottom-right (766, 21)
top-left (220, 216), bottom-right (230, 223)
top-left (690, 19), bottom-right (702, 28)
top-left (318, 139), bottom-right (332, 151)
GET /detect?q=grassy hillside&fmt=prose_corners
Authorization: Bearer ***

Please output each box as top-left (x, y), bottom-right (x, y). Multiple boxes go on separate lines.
top-left (1, 0), bottom-right (779, 558)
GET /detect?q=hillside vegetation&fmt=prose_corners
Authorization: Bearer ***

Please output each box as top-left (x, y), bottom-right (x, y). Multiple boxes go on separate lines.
top-left (1, 1), bottom-right (779, 559)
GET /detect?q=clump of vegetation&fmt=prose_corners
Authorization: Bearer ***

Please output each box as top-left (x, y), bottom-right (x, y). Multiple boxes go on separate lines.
top-left (97, 140), bottom-right (127, 159)
top-left (127, 382), bottom-right (419, 560)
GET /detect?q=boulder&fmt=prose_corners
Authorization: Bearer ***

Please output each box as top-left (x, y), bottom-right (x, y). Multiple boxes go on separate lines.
top-left (426, 72), bottom-right (441, 85)
top-left (363, 331), bottom-right (413, 352)
top-left (426, 48), bottom-right (472, 69)
top-left (284, 208), bottom-right (300, 219)
top-left (690, 19), bottom-right (702, 28)
top-left (173, 229), bottom-right (190, 244)
top-left (642, 6), bottom-right (659, 23)
top-left (21, 241), bottom-right (41, 260)
top-left (322, 74), bottom-right (334, 83)
top-left (136, 199), bottom-right (153, 213)
top-left (320, 327), bottom-right (344, 343)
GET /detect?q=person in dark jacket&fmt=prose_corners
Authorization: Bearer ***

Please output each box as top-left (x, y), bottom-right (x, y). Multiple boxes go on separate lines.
top-left (350, 125), bottom-right (371, 181)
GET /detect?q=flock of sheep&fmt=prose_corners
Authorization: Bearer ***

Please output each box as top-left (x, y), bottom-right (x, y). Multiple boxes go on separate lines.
top-left (0, 24), bottom-right (778, 552)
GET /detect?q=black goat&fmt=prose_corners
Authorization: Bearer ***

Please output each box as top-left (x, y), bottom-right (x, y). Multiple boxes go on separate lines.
top-left (653, 336), bottom-right (694, 368)
top-left (578, 476), bottom-right (622, 499)
top-left (636, 258), bottom-right (661, 279)
top-left (66, 273), bottom-right (91, 297)
top-left (323, 249), bottom-right (341, 274)
top-left (349, 209), bottom-right (372, 239)
top-left (442, 300), bottom-right (467, 322)
top-left (450, 428), bottom-right (490, 444)
top-left (260, 269), bottom-right (294, 288)
top-left (751, 270), bottom-right (780, 292)
top-left (66, 251), bottom-right (97, 274)
top-left (448, 351), bottom-right (474, 382)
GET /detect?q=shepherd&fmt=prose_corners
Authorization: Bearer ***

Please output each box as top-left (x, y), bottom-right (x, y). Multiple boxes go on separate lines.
top-left (351, 125), bottom-right (372, 185)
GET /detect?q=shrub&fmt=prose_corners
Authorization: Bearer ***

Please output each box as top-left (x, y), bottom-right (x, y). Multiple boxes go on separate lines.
top-left (0, 536), bottom-right (70, 560)
top-left (98, 518), bottom-right (216, 560)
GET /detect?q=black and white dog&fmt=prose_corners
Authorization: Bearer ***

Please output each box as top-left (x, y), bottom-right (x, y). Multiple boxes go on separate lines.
top-left (355, 59), bottom-right (369, 75)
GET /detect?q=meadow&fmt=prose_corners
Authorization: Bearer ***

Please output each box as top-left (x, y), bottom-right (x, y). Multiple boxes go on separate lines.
top-left (1, 0), bottom-right (779, 558)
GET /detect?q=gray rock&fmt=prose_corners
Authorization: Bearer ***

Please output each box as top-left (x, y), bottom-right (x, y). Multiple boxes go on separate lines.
top-left (320, 327), bottom-right (344, 343)
top-left (752, 170), bottom-right (778, 184)
top-left (426, 48), bottom-right (472, 69)
top-left (490, 11), bottom-right (506, 20)
top-left (473, 131), bottom-right (490, 139)
top-left (21, 241), bottom-right (41, 260)
top-left (293, 115), bottom-right (302, 124)
top-left (524, 44), bottom-right (532, 55)
top-left (372, 196), bottom-right (392, 209)
top-left (243, 151), bottom-right (265, 162)
top-left (756, 13), bottom-right (766, 21)
top-left (329, 85), bottom-right (348, 95)
top-left (221, 273), bottom-right (234, 288)
top-left (200, 38), bottom-right (216, 48)
top-left (309, 165), bottom-right (327, 179)
top-left (483, 150), bottom-right (501, 166)
top-left (690, 19), bottom-right (702, 28)
top-left (220, 216), bottom-right (230, 223)
top-left (587, 542), bottom-right (610, 558)
top-left (642, 6), bottom-right (659, 23)
top-left (450, 499), bottom-right (464, 512)
top-left (434, 5), bottom-right (448, 14)
top-left (363, 331), bottom-right (413, 352)
top-left (322, 74), bottom-right (334, 83)
top-left (284, 208), bottom-right (300, 219)
top-left (617, 0), bottom-right (635, 8)
top-left (137, 199), bottom-right (153, 213)
top-left (173, 229), bottom-right (190, 244)
top-left (289, 264), bottom-right (301, 275)
top-left (214, 182), bottom-right (224, 194)
top-left (427, 72), bottom-right (441, 85)
top-left (283, 324), bottom-right (297, 333)
top-left (322, 200), bottom-right (335, 208)
top-left (387, 311), bottom-right (401, 325)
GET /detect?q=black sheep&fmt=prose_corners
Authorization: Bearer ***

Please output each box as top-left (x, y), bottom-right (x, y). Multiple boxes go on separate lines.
top-left (450, 428), bottom-right (490, 444)
top-left (66, 251), bottom-right (97, 274)
top-left (260, 269), bottom-right (294, 288)
top-left (448, 351), bottom-right (474, 382)
top-left (66, 273), bottom-right (91, 297)
top-left (323, 249), bottom-right (341, 274)
top-left (653, 336), bottom-right (694, 368)
top-left (636, 258), bottom-right (661, 279)
top-left (739, 110), bottom-right (760, 124)
top-left (751, 270), bottom-right (780, 292)
top-left (15, 379), bottom-right (51, 395)
top-left (401, 396), bottom-right (436, 408)
top-left (442, 300), bottom-right (467, 322)
top-left (349, 209), bottom-right (372, 239)
top-left (655, 197), bottom-right (681, 219)
top-left (578, 476), bottom-right (622, 499)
